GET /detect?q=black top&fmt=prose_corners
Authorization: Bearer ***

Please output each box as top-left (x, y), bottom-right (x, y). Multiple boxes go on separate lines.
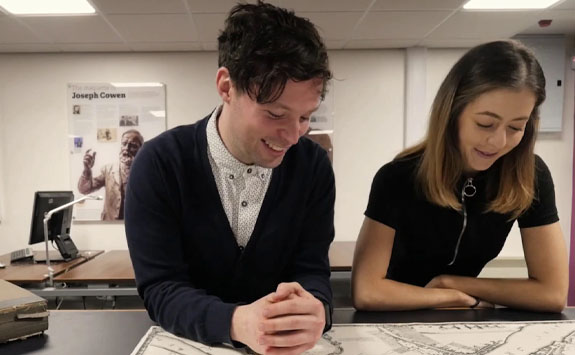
top-left (125, 115), bottom-right (335, 345)
top-left (365, 154), bottom-right (558, 287)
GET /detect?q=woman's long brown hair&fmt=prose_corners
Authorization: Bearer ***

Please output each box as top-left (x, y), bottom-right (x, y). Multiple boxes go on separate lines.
top-left (397, 40), bottom-right (546, 219)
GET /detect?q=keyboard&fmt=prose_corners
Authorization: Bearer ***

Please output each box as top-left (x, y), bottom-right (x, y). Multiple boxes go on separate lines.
top-left (10, 247), bottom-right (34, 262)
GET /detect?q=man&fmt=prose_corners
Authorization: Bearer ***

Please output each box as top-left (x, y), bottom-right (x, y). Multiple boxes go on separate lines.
top-left (78, 129), bottom-right (144, 220)
top-left (125, 2), bottom-right (335, 354)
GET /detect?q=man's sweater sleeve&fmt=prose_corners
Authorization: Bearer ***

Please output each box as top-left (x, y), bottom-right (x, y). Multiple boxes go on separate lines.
top-left (124, 140), bottom-right (237, 345)
top-left (289, 149), bottom-right (335, 326)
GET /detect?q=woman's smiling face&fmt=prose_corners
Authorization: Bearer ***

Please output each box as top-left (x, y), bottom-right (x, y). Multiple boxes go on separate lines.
top-left (457, 87), bottom-right (536, 174)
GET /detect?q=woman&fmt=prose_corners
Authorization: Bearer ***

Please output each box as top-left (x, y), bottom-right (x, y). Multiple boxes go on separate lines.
top-left (352, 40), bottom-right (568, 312)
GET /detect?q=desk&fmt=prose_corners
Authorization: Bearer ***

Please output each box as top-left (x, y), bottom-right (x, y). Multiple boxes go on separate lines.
top-left (54, 242), bottom-right (354, 278)
top-left (1, 308), bottom-right (574, 354)
top-left (0, 311), bottom-right (154, 355)
top-left (0, 250), bottom-right (103, 284)
top-left (43, 241), bottom-right (353, 285)
top-left (25, 243), bottom-right (354, 298)
top-left (45, 241), bottom-right (353, 281)
top-left (54, 250), bottom-right (135, 284)
top-left (333, 307), bottom-right (575, 323)
top-left (32, 250), bottom-right (137, 298)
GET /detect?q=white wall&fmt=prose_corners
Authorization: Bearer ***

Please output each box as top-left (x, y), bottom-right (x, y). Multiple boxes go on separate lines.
top-left (0, 52), bottom-right (221, 253)
top-left (0, 50), bottom-right (405, 254)
top-left (331, 50), bottom-right (405, 242)
top-left (0, 97), bottom-right (4, 224)
top-left (0, 46), bottom-right (572, 261)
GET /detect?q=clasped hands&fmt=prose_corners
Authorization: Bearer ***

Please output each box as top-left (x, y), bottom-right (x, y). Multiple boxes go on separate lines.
top-left (231, 282), bottom-right (325, 355)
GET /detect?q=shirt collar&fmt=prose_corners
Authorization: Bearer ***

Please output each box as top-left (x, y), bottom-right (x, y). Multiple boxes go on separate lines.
top-left (206, 106), bottom-right (271, 180)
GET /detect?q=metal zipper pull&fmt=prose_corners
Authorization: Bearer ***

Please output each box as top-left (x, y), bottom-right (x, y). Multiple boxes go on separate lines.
top-left (448, 178), bottom-right (475, 266)
top-left (462, 178), bottom-right (476, 198)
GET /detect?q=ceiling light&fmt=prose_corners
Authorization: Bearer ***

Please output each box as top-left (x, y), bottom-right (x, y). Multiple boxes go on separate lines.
top-left (149, 111), bottom-right (166, 118)
top-left (464, 0), bottom-right (561, 10)
top-left (308, 130), bottom-right (333, 135)
top-left (0, 0), bottom-right (95, 15)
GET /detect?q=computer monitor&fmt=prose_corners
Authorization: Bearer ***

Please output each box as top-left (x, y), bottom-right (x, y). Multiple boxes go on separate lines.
top-left (29, 191), bottom-right (78, 260)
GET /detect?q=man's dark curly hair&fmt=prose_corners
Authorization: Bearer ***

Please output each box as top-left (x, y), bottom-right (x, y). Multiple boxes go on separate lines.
top-left (218, 1), bottom-right (332, 104)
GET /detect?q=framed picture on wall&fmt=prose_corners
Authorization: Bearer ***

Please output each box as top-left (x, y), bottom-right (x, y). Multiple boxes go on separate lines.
top-left (67, 82), bottom-right (166, 221)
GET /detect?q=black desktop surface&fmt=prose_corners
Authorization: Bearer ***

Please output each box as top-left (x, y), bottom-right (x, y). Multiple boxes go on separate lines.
top-left (0, 311), bottom-right (155, 355)
top-left (1, 308), bottom-right (574, 355)
top-left (333, 307), bottom-right (575, 324)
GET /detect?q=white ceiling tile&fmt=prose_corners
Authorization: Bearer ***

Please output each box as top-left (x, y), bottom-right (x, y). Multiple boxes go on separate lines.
top-left (550, 0), bottom-right (575, 10)
top-left (192, 13), bottom-right (227, 42)
top-left (185, 0), bottom-right (245, 13)
top-left (344, 38), bottom-right (419, 48)
top-left (0, 17), bottom-right (43, 43)
top-left (353, 11), bottom-right (452, 39)
top-left (301, 12), bottom-right (363, 40)
top-left (107, 14), bottom-right (198, 42)
top-left (0, 1), bottom-right (573, 53)
top-left (22, 15), bottom-right (123, 43)
top-left (193, 11), bottom-right (355, 46)
top-left (130, 42), bottom-right (204, 51)
top-left (281, 0), bottom-right (372, 12)
top-left (520, 10), bottom-right (575, 34)
top-left (185, 0), bottom-right (282, 14)
top-left (0, 43), bottom-right (60, 52)
top-left (420, 38), bottom-right (496, 48)
top-left (92, 0), bottom-right (187, 14)
top-left (372, 0), bottom-right (466, 11)
top-left (56, 43), bottom-right (132, 52)
top-left (428, 11), bottom-right (545, 39)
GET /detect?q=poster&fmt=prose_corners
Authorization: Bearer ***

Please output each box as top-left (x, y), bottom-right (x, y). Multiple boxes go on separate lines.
top-left (68, 83), bottom-right (166, 221)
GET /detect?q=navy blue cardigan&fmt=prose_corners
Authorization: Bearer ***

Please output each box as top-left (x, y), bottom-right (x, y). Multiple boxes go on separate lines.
top-left (125, 115), bottom-right (335, 345)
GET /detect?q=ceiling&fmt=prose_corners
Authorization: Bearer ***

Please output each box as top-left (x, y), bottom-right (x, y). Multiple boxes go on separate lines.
top-left (0, 0), bottom-right (573, 53)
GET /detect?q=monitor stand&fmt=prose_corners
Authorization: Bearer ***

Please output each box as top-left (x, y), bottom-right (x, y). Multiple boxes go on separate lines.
top-left (34, 234), bottom-right (79, 262)
top-left (54, 234), bottom-right (79, 260)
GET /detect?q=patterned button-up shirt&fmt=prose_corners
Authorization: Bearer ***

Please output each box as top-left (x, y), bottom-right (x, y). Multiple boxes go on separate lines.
top-left (206, 107), bottom-right (272, 247)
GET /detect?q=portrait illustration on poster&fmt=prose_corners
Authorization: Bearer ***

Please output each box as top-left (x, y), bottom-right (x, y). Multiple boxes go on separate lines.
top-left (68, 83), bottom-right (166, 221)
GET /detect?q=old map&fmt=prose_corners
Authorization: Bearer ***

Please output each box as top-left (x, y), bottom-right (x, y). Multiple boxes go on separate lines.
top-left (131, 321), bottom-right (575, 354)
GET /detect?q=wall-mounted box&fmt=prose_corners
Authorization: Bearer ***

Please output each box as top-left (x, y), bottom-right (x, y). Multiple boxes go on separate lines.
top-left (516, 35), bottom-right (566, 132)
